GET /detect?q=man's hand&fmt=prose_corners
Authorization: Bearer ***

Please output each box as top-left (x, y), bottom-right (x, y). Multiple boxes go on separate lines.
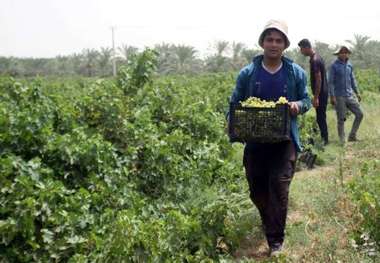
top-left (330, 96), bottom-right (336, 106)
top-left (357, 94), bottom-right (362, 102)
top-left (312, 96), bottom-right (319, 108)
top-left (288, 102), bottom-right (300, 116)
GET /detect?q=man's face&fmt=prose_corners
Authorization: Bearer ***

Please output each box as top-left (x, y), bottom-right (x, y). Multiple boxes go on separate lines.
top-left (262, 30), bottom-right (286, 59)
top-left (299, 47), bottom-right (309, 56)
top-left (338, 51), bottom-right (349, 60)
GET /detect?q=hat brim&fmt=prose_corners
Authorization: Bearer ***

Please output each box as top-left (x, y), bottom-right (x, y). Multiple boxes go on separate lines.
top-left (333, 47), bottom-right (352, 55)
top-left (258, 28), bottom-right (290, 49)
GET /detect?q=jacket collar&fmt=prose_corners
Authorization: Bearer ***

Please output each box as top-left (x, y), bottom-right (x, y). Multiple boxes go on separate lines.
top-left (249, 55), bottom-right (293, 75)
top-left (335, 58), bottom-right (351, 66)
top-left (252, 54), bottom-right (293, 65)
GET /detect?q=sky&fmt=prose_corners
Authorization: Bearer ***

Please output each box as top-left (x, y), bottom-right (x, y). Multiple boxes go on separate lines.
top-left (1, 0), bottom-right (380, 58)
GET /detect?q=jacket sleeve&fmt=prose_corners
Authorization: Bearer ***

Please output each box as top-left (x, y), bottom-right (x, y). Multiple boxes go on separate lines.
top-left (328, 65), bottom-right (335, 96)
top-left (295, 66), bottom-right (311, 114)
top-left (226, 66), bottom-right (249, 120)
top-left (230, 66), bottom-right (249, 104)
top-left (350, 66), bottom-right (359, 94)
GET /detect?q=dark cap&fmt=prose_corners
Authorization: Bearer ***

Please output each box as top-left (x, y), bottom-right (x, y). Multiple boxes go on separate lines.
top-left (298, 38), bottom-right (312, 48)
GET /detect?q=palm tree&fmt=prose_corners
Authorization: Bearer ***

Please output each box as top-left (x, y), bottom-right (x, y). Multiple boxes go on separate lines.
top-left (54, 55), bottom-right (70, 75)
top-left (231, 42), bottom-right (246, 69)
top-left (241, 48), bottom-right (261, 64)
top-left (346, 34), bottom-right (371, 67)
top-left (365, 40), bottom-right (380, 69)
top-left (215, 40), bottom-right (229, 57)
top-left (0, 56), bottom-right (14, 75)
top-left (82, 49), bottom-right (99, 77)
top-left (174, 44), bottom-right (197, 73)
top-left (99, 47), bottom-right (113, 76)
top-left (205, 41), bottom-right (231, 72)
top-left (69, 53), bottom-right (84, 75)
top-left (154, 43), bottom-right (176, 74)
top-left (118, 44), bottom-right (138, 62)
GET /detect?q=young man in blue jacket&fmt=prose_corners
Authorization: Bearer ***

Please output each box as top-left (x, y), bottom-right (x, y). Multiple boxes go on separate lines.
top-left (229, 20), bottom-right (311, 256)
top-left (328, 46), bottom-right (363, 144)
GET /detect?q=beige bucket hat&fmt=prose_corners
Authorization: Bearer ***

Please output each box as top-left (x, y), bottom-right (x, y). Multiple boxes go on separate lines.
top-left (258, 19), bottom-right (290, 49)
top-left (333, 46), bottom-right (352, 55)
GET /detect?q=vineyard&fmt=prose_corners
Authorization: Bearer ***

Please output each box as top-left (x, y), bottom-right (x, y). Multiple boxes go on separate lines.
top-left (1, 49), bottom-right (380, 262)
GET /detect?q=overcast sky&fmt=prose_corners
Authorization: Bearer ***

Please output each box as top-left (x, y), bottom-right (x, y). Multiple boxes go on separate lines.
top-left (1, 0), bottom-right (380, 58)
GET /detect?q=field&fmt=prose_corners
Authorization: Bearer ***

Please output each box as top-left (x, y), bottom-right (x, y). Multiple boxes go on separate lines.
top-left (1, 50), bottom-right (379, 262)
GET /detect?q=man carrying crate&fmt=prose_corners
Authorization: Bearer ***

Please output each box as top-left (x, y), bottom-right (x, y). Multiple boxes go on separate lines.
top-left (228, 19), bottom-right (311, 257)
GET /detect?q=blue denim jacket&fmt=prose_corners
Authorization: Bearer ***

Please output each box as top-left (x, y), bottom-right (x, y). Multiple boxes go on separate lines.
top-left (328, 59), bottom-right (358, 97)
top-left (229, 55), bottom-right (311, 152)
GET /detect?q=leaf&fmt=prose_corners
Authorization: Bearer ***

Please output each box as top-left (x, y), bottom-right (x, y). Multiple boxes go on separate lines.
top-left (66, 235), bottom-right (87, 244)
top-left (41, 229), bottom-right (54, 244)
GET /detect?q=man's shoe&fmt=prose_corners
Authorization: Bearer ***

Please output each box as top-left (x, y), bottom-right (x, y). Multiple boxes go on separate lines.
top-left (348, 136), bottom-right (358, 142)
top-left (269, 243), bottom-right (283, 257)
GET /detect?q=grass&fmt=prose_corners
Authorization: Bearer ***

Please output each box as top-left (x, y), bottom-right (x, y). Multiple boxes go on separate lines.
top-left (227, 91), bottom-right (380, 262)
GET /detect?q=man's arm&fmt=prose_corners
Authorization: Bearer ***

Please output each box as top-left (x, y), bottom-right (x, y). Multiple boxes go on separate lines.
top-left (313, 70), bottom-right (322, 108)
top-left (309, 57), bottom-right (323, 108)
top-left (350, 67), bottom-right (361, 102)
top-left (230, 66), bottom-right (249, 104)
top-left (226, 66), bottom-right (249, 120)
top-left (328, 65), bottom-right (336, 105)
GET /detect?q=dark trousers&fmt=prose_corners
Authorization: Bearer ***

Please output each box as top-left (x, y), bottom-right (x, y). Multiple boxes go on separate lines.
top-left (243, 141), bottom-right (296, 247)
top-left (316, 92), bottom-right (328, 143)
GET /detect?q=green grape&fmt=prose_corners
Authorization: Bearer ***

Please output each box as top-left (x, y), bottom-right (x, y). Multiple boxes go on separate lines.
top-left (240, 96), bottom-right (288, 108)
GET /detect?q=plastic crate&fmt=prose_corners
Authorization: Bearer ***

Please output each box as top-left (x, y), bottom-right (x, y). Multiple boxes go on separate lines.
top-left (228, 103), bottom-right (291, 143)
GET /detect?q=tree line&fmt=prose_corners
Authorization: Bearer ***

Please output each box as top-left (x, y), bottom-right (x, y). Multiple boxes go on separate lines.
top-left (1, 34), bottom-right (379, 77)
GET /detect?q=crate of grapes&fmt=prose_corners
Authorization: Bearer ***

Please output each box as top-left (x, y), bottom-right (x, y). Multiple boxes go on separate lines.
top-left (228, 97), bottom-right (291, 143)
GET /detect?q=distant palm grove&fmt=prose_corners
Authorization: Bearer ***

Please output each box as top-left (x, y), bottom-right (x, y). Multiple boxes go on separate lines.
top-left (1, 34), bottom-right (380, 77)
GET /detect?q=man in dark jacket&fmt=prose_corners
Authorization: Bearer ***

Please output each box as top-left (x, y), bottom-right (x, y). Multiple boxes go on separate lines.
top-left (298, 38), bottom-right (329, 145)
top-left (229, 20), bottom-right (311, 257)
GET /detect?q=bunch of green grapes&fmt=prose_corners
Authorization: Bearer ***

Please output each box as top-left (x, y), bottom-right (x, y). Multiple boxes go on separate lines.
top-left (240, 96), bottom-right (288, 108)
top-left (276, 96), bottom-right (288, 104)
